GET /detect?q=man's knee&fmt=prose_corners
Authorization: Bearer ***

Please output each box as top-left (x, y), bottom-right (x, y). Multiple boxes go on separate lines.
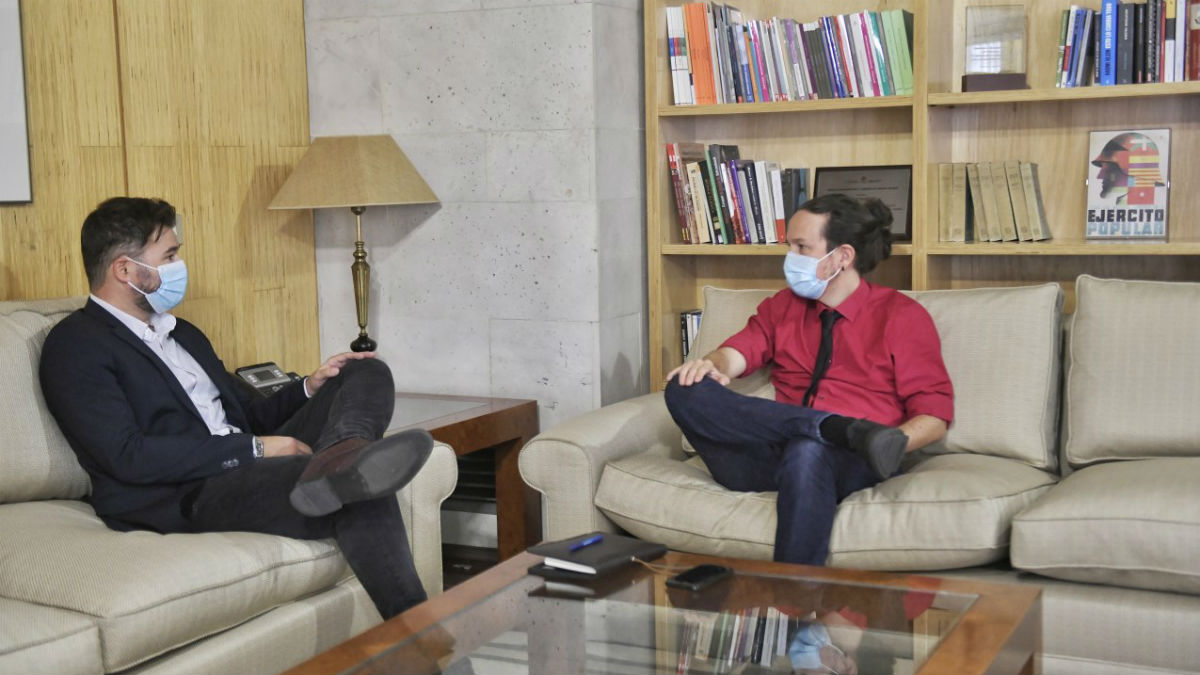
top-left (340, 357), bottom-right (393, 385)
top-left (664, 375), bottom-right (715, 412)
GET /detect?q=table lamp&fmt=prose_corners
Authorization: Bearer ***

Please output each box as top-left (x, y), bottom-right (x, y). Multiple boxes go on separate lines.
top-left (269, 135), bottom-right (438, 352)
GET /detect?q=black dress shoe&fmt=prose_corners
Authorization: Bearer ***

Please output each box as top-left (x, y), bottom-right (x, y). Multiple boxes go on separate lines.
top-left (845, 419), bottom-right (908, 480)
top-left (289, 429), bottom-right (434, 517)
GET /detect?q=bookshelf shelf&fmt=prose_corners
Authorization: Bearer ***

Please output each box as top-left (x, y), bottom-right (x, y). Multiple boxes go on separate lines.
top-left (660, 96), bottom-right (914, 117)
top-left (929, 81), bottom-right (1200, 107)
top-left (663, 243), bottom-right (914, 256)
top-left (926, 242), bottom-right (1200, 256)
top-left (646, 0), bottom-right (1200, 385)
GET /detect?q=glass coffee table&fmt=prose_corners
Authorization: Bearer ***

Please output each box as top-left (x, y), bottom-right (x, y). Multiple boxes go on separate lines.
top-left (286, 551), bottom-right (1040, 675)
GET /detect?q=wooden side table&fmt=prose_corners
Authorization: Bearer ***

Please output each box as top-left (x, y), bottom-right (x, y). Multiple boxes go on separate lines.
top-left (387, 393), bottom-right (540, 561)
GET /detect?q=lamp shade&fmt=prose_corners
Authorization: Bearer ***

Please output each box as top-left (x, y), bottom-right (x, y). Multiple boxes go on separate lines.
top-left (268, 135), bottom-right (438, 210)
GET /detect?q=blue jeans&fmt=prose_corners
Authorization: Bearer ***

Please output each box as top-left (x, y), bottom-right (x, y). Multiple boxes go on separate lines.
top-left (187, 359), bottom-right (427, 619)
top-left (664, 377), bottom-right (879, 565)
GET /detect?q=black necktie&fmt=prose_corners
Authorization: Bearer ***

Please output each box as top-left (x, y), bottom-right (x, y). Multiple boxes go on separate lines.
top-left (803, 309), bottom-right (841, 407)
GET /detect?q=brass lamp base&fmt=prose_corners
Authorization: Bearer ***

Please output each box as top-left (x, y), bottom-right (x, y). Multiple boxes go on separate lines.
top-left (349, 206), bottom-right (377, 353)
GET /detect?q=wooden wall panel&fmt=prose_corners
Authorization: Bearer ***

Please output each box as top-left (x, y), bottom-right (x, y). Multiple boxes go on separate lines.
top-left (2, 0), bottom-right (318, 373)
top-left (0, 0), bottom-right (124, 298)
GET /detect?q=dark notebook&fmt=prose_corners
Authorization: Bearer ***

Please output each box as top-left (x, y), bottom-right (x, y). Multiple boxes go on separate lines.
top-left (528, 531), bottom-right (666, 576)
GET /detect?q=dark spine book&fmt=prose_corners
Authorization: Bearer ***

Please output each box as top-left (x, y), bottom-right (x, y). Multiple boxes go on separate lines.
top-left (715, 145), bottom-right (743, 240)
top-left (805, 24), bottom-right (833, 99)
top-left (1118, 2), bottom-right (1135, 84)
top-left (740, 161), bottom-right (768, 244)
top-left (726, 159), bottom-right (749, 243)
top-left (681, 312), bottom-right (689, 358)
top-left (1135, 2), bottom-right (1147, 83)
top-left (1147, 0), bottom-right (1159, 82)
top-left (707, 145), bottom-right (733, 245)
top-left (723, 6), bottom-right (744, 103)
top-left (797, 24), bottom-right (820, 99)
top-left (779, 170), bottom-right (795, 226)
top-left (696, 160), bottom-right (725, 244)
top-left (820, 17), bottom-right (847, 98)
top-left (1089, 9), bottom-right (1099, 82)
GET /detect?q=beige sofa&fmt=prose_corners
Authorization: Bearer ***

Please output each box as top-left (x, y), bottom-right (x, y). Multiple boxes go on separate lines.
top-left (0, 297), bottom-right (458, 675)
top-left (521, 275), bottom-right (1200, 675)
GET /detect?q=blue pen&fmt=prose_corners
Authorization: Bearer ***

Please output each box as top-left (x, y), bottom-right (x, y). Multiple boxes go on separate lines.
top-left (568, 534), bottom-right (603, 553)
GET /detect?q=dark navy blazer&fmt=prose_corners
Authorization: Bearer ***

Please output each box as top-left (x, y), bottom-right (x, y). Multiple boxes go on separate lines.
top-left (38, 299), bottom-right (307, 533)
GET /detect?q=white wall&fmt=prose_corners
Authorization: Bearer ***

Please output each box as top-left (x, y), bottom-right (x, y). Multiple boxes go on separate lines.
top-left (304, 0), bottom-right (647, 430)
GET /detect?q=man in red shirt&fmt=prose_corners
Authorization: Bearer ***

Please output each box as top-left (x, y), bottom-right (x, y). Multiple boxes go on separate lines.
top-left (666, 193), bottom-right (954, 566)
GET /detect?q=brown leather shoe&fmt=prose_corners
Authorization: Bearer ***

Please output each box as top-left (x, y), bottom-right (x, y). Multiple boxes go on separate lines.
top-left (289, 429), bottom-right (434, 517)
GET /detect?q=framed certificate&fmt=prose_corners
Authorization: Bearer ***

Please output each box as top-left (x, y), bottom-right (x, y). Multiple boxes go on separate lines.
top-left (813, 165), bottom-right (913, 240)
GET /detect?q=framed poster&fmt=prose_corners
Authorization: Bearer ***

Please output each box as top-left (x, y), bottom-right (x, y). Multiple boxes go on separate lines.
top-left (1086, 128), bottom-right (1170, 240)
top-left (813, 165), bottom-right (912, 240)
top-left (0, 0), bottom-right (31, 203)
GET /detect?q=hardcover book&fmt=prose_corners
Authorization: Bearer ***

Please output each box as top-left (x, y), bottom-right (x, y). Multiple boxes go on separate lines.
top-left (1086, 128), bottom-right (1170, 239)
top-left (528, 531), bottom-right (667, 576)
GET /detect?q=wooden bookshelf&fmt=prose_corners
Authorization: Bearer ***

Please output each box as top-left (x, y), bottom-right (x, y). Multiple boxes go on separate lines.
top-left (644, 0), bottom-right (1200, 386)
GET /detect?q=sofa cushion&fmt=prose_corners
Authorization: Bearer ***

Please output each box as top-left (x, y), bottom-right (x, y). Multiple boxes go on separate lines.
top-left (904, 284), bottom-right (1063, 470)
top-left (0, 500), bottom-right (349, 672)
top-left (595, 452), bottom-right (1055, 570)
top-left (1065, 275), bottom-right (1200, 467)
top-left (689, 286), bottom-right (777, 396)
top-left (0, 598), bottom-right (101, 675)
top-left (0, 298), bottom-right (91, 503)
top-left (1012, 457), bottom-right (1200, 595)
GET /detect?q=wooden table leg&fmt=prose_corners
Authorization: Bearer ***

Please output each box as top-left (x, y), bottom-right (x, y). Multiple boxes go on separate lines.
top-left (494, 434), bottom-right (541, 560)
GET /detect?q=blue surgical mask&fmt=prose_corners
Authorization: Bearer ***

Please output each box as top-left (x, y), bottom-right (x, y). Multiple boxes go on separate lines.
top-left (125, 258), bottom-right (188, 313)
top-left (784, 250), bottom-right (841, 300)
top-left (788, 621), bottom-right (833, 671)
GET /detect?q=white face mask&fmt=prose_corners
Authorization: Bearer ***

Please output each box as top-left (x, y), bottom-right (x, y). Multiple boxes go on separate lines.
top-left (783, 250), bottom-right (841, 300)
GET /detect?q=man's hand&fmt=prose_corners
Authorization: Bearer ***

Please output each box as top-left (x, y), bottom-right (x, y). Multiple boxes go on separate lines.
top-left (666, 358), bottom-right (731, 387)
top-left (305, 351), bottom-right (376, 397)
top-left (259, 436), bottom-right (313, 457)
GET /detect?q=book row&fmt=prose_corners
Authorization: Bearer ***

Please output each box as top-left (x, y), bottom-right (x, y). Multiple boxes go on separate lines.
top-left (671, 606), bottom-right (804, 674)
top-left (937, 162), bottom-right (1052, 243)
top-left (1058, 0), bottom-right (1200, 87)
top-left (666, 142), bottom-right (809, 245)
top-left (680, 309), bottom-right (703, 359)
top-left (665, 3), bottom-right (914, 106)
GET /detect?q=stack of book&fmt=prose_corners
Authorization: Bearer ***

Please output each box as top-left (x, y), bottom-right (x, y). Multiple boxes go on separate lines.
top-left (672, 606), bottom-right (801, 674)
top-left (937, 162), bottom-right (1052, 243)
top-left (1057, 0), bottom-right (1198, 87)
top-left (665, 3), bottom-right (914, 105)
top-left (666, 142), bottom-right (808, 245)
top-left (680, 309), bottom-right (703, 359)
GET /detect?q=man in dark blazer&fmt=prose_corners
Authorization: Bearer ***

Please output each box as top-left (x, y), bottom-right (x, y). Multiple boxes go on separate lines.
top-left (40, 197), bottom-right (433, 619)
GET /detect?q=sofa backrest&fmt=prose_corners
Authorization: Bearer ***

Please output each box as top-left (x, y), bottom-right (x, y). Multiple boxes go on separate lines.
top-left (1064, 275), bottom-right (1200, 467)
top-left (0, 297), bottom-right (91, 503)
top-left (689, 283), bottom-right (1064, 470)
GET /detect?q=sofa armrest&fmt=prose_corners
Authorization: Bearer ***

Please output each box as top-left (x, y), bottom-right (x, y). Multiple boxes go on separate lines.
top-left (519, 392), bottom-right (681, 540)
top-left (396, 441), bottom-right (457, 595)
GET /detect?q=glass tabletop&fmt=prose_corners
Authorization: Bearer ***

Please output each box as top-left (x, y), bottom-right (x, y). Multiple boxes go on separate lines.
top-left (341, 562), bottom-right (976, 675)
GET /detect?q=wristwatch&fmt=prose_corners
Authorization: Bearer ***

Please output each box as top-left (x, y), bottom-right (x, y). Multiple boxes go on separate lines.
top-left (252, 436), bottom-right (265, 459)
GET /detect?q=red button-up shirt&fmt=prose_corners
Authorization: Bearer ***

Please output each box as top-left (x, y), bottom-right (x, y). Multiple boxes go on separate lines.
top-left (721, 281), bottom-right (954, 426)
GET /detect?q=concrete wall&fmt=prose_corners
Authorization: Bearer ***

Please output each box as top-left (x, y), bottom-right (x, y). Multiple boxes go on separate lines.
top-left (304, 0), bottom-right (647, 431)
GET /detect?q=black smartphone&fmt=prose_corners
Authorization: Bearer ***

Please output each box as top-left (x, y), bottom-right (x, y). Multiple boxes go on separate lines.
top-left (665, 564), bottom-right (732, 591)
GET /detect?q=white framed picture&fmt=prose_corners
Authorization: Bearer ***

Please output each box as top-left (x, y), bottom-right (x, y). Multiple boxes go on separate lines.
top-left (1, 0), bottom-right (31, 203)
top-left (1086, 128), bottom-right (1170, 240)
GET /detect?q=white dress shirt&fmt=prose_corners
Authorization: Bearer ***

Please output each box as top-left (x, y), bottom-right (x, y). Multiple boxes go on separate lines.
top-left (90, 295), bottom-right (241, 437)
